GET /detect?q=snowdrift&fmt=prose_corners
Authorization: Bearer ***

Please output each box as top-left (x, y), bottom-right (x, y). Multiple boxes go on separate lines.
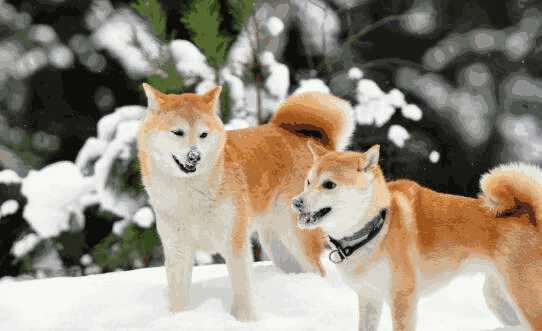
top-left (0, 261), bottom-right (523, 331)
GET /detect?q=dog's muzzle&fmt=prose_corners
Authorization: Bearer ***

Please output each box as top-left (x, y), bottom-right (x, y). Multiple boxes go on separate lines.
top-left (172, 147), bottom-right (202, 174)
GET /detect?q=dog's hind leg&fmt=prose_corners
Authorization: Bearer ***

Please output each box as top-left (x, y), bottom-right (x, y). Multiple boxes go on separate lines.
top-left (483, 274), bottom-right (520, 326)
top-left (257, 227), bottom-right (304, 273)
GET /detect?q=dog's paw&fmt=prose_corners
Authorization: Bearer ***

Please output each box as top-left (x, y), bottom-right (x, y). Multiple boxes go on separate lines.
top-left (168, 299), bottom-right (187, 313)
top-left (231, 304), bottom-right (258, 322)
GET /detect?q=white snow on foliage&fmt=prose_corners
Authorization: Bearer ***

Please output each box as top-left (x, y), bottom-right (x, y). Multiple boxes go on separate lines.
top-left (97, 105), bottom-right (146, 141)
top-left (92, 9), bottom-right (160, 77)
top-left (80, 254), bottom-right (93, 266)
top-left (133, 207), bottom-right (155, 228)
top-left (292, 79), bottom-right (330, 95)
top-left (225, 118), bottom-right (251, 131)
top-left (1, 199), bottom-right (19, 217)
top-left (401, 104), bottom-right (423, 121)
top-left (21, 161), bottom-right (94, 238)
top-left (0, 261), bottom-right (511, 330)
top-left (11, 233), bottom-right (39, 258)
top-left (0, 169), bottom-right (22, 184)
top-left (260, 52), bottom-right (290, 101)
top-left (429, 150), bottom-right (441, 163)
top-left (291, 0), bottom-right (340, 55)
top-left (347, 67), bottom-right (363, 80)
top-left (266, 17), bottom-right (284, 37)
top-left (388, 124), bottom-right (410, 148)
top-left (170, 40), bottom-right (215, 84)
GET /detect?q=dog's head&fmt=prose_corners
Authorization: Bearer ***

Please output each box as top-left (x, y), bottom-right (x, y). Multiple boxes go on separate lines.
top-left (292, 142), bottom-right (382, 237)
top-left (138, 84), bottom-right (225, 178)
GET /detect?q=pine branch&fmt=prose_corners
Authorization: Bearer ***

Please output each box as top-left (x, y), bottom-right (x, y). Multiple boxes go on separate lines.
top-left (228, 0), bottom-right (255, 33)
top-left (182, 0), bottom-right (230, 68)
top-left (131, 0), bottom-right (167, 41)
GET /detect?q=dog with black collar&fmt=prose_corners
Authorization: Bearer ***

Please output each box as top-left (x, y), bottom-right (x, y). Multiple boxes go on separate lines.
top-left (292, 141), bottom-right (542, 331)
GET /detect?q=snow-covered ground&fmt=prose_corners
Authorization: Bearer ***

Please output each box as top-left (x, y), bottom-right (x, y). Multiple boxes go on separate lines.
top-left (0, 261), bottom-right (523, 331)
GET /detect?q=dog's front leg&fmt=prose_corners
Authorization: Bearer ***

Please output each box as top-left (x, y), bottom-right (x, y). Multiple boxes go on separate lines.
top-left (357, 293), bottom-right (383, 331)
top-left (225, 213), bottom-right (257, 321)
top-left (158, 220), bottom-right (194, 313)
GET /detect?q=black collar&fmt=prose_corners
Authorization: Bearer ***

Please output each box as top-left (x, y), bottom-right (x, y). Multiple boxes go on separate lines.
top-left (328, 208), bottom-right (388, 264)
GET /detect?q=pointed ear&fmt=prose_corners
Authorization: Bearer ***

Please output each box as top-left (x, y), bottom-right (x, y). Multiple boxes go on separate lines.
top-left (142, 83), bottom-right (164, 111)
top-left (307, 140), bottom-right (328, 161)
top-left (359, 145), bottom-right (380, 171)
top-left (202, 86), bottom-right (222, 113)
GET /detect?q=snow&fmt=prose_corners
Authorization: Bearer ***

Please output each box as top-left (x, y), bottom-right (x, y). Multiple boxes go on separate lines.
top-left (75, 137), bottom-right (108, 171)
top-left (292, 79), bottom-right (330, 95)
top-left (133, 206), bottom-right (155, 228)
top-left (388, 124), bottom-right (410, 148)
top-left (260, 52), bottom-right (290, 101)
top-left (170, 40), bottom-right (215, 84)
top-left (347, 67), bottom-right (363, 80)
top-left (385, 89), bottom-right (406, 108)
top-left (357, 79), bottom-right (385, 102)
top-left (401, 104), bottom-right (423, 121)
top-left (0, 260), bottom-right (515, 331)
top-left (92, 9), bottom-right (160, 77)
top-left (80, 254), bottom-right (93, 266)
top-left (291, 0), bottom-right (340, 55)
top-left (0, 199), bottom-right (19, 217)
top-left (220, 68), bottom-right (245, 113)
top-left (429, 150), bottom-right (440, 163)
top-left (11, 233), bottom-right (39, 258)
top-left (225, 118), bottom-right (251, 131)
top-left (97, 105), bottom-right (146, 142)
top-left (265, 17), bottom-right (284, 37)
top-left (21, 161), bottom-right (94, 238)
top-left (48, 44), bottom-right (74, 69)
top-left (0, 169), bottom-right (21, 184)
top-left (112, 218), bottom-right (130, 236)
top-left (355, 99), bottom-right (396, 127)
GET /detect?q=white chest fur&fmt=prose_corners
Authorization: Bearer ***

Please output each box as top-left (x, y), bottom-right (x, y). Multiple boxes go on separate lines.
top-left (337, 257), bottom-right (392, 301)
top-left (146, 172), bottom-right (235, 253)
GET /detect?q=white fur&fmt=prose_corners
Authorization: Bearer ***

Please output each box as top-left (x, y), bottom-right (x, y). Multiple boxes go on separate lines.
top-left (334, 99), bottom-right (355, 151)
top-left (480, 162), bottom-right (542, 211)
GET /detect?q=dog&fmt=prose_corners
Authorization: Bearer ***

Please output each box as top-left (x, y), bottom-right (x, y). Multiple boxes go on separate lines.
top-left (292, 142), bottom-right (542, 330)
top-left (136, 84), bottom-right (354, 321)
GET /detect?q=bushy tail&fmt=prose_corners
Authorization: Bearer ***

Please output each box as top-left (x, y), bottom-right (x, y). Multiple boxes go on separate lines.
top-left (480, 162), bottom-right (542, 229)
top-left (270, 92), bottom-right (355, 150)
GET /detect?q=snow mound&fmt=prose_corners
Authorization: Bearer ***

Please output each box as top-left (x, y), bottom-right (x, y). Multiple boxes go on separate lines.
top-left (0, 261), bottom-right (515, 331)
top-left (0, 169), bottom-right (22, 185)
top-left (21, 161), bottom-right (94, 238)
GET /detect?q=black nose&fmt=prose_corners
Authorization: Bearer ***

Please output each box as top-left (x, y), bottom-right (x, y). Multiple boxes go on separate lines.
top-left (292, 198), bottom-right (304, 210)
top-left (187, 148), bottom-right (201, 164)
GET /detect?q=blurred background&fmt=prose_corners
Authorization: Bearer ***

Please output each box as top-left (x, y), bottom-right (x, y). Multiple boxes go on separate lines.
top-left (0, 0), bottom-right (541, 280)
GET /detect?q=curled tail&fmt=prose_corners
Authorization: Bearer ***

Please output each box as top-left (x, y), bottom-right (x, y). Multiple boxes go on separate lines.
top-left (480, 162), bottom-right (542, 229)
top-left (270, 92), bottom-right (355, 150)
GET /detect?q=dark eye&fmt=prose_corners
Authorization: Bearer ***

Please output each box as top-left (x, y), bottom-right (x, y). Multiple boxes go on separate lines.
top-left (307, 179), bottom-right (311, 186)
top-left (171, 129), bottom-right (184, 137)
top-left (200, 132), bottom-right (208, 139)
top-left (322, 180), bottom-right (336, 190)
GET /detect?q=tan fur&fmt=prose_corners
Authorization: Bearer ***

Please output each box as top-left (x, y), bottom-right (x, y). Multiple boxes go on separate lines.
top-left (296, 147), bottom-right (542, 330)
top-left (137, 84), bottom-right (354, 320)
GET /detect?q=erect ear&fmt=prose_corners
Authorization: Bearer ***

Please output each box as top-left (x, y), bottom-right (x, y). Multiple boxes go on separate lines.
top-left (359, 145), bottom-right (380, 172)
top-left (307, 140), bottom-right (328, 161)
top-left (142, 83), bottom-right (165, 111)
top-left (202, 85), bottom-right (222, 113)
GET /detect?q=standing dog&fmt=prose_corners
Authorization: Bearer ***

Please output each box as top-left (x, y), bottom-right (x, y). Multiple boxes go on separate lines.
top-left (137, 84), bottom-right (354, 320)
top-left (293, 142), bottom-right (542, 330)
